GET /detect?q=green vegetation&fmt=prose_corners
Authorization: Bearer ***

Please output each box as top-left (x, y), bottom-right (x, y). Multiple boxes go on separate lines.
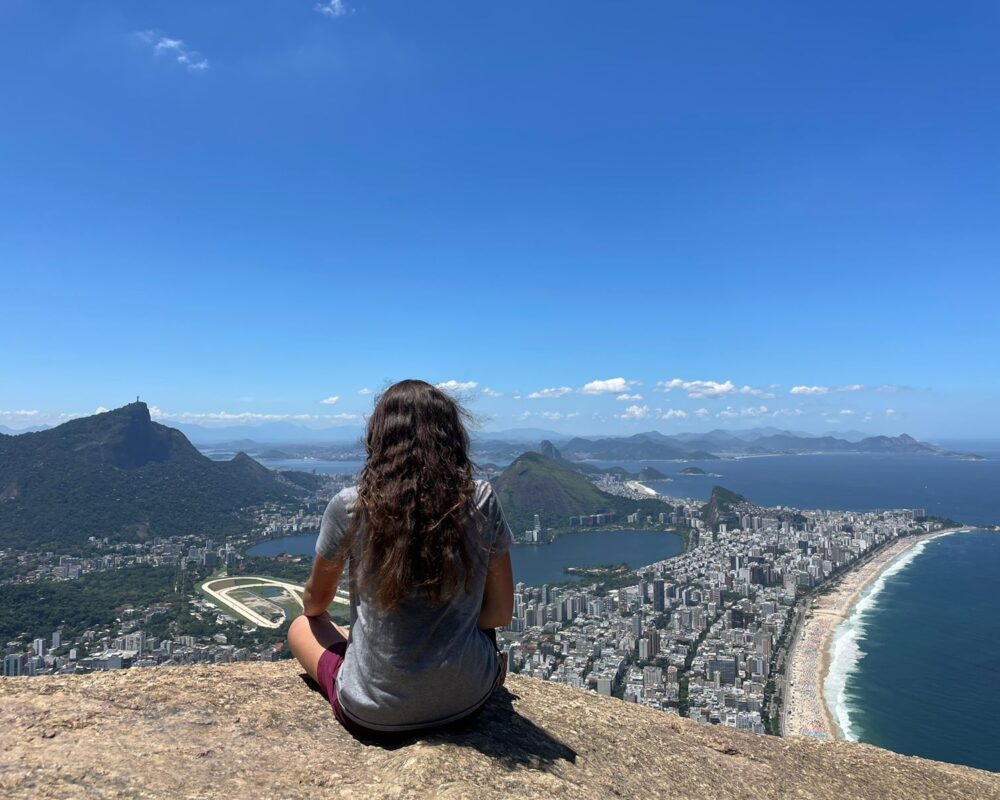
top-left (231, 556), bottom-right (314, 584)
top-left (0, 403), bottom-right (311, 550)
top-left (493, 451), bottom-right (673, 535)
top-left (0, 563), bottom-right (208, 642)
top-left (679, 467), bottom-right (707, 475)
top-left (700, 485), bottom-right (748, 530)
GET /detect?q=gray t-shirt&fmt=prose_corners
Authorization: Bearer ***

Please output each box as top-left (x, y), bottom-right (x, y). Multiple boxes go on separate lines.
top-left (316, 478), bottom-right (513, 731)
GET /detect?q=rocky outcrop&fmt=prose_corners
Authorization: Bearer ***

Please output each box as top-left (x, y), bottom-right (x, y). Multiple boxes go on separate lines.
top-left (1, 662), bottom-right (997, 799)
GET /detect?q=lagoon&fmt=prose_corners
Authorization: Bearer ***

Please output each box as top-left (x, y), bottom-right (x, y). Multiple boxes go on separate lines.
top-left (247, 529), bottom-right (685, 586)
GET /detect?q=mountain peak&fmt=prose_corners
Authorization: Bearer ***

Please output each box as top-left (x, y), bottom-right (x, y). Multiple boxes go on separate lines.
top-left (2, 663), bottom-right (996, 800)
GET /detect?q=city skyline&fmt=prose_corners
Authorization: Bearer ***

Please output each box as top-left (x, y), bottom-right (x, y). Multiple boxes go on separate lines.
top-left (3, 2), bottom-right (999, 437)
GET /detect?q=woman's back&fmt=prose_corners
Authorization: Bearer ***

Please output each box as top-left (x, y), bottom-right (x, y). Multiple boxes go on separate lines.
top-left (316, 477), bottom-right (512, 732)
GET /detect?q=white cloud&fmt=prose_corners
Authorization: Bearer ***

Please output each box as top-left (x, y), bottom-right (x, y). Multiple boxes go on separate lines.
top-left (771, 408), bottom-right (805, 417)
top-left (150, 409), bottom-right (361, 427)
top-left (791, 384), bottom-right (866, 395)
top-left (481, 387), bottom-right (503, 397)
top-left (738, 385), bottom-right (775, 399)
top-left (660, 409), bottom-right (687, 420)
top-left (94, 406), bottom-right (109, 414)
top-left (885, 408), bottom-right (897, 416)
top-left (137, 30), bottom-right (208, 72)
top-left (519, 411), bottom-right (579, 421)
top-left (718, 405), bottom-right (769, 419)
top-left (435, 380), bottom-right (478, 393)
top-left (656, 378), bottom-right (735, 399)
top-left (528, 386), bottom-right (573, 399)
top-left (693, 408), bottom-right (710, 418)
top-left (358, 388), bottom-right (373, 396)
top-left (319, 396), bottom-right (340, 405)
top-left (315, 0), bottom-right (351, 17)
top-left (617, 404), bottom-right (650, 421)
top-left (580, 377), bottom-right (638, 395)
top-left (863, 413), bottom-right (874, 422)
top-left (615, 393), bottom-right (643, 401)
top-left (839, 409), bottom-right (855, 416)
top-left (790, 385), bottom-right (830, 395)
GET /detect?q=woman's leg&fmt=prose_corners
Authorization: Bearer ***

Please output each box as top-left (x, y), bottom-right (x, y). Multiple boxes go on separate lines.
top-left (287, 613), bottom-right (348, 682)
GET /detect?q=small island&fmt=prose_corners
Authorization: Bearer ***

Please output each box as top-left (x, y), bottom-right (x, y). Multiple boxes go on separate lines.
top-left (680, 467), bottom-right (707, 475)
top-left (565, 562), bottom-right (631, 579)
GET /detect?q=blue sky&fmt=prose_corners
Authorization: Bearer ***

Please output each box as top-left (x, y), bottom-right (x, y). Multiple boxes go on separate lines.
top-left (2, 1), bottom-right (999, 438)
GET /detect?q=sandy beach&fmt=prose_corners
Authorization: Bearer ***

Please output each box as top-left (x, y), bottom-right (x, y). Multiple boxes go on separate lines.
top-left (782, 527), bottom-right (967, 740)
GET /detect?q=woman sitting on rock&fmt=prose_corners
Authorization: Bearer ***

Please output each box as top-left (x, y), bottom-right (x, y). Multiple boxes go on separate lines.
top-left (288, 379), bottom-right (514, 738)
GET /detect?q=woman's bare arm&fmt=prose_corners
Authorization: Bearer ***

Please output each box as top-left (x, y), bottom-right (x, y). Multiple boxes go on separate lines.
top-left (302, 553), bottom-right (345, 617)
top-left (477, 551), bottom-right (514, 630)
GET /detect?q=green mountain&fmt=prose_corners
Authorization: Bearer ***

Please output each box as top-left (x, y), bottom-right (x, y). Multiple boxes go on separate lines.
top-left (0, 403), bottom-right (311, 550)
top-left (560, 434), bottom-right (714, 461)
top-left (493, 451), bottom-right (672, 534)
top-left (701, 485), bottom-right (749, 531)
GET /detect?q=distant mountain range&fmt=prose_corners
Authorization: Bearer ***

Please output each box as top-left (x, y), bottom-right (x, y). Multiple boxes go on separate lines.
top-left (0, 403), bottom-right (321, 550)
top-left (517, 429), bottom-right (961, 461)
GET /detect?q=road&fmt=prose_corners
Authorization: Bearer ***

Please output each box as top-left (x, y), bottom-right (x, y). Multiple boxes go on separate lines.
top-left (201, 576), bottom-right (349, 629)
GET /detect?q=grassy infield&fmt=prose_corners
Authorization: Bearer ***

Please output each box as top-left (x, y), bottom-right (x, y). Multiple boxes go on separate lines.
top-left (195, 572), bottom-right (351, 631)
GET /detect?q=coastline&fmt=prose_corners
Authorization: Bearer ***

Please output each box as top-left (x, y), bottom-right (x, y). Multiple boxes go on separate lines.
top-left (782, 526), bottom-right (968, 740)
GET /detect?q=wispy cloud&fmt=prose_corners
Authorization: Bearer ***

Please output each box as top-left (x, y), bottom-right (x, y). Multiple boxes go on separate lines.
top-left (580, 377), bottom-right (639, 395)
top-left (790, 384), bottom-right (866, 395)
top-left (519, 411), bottom-right (579, 421)
top-left (789, 385), bottom-right (830, 395)
top-left (660, 409), bottom-right (687, 420)
top-left (435, 380), bottom-right (478, 393)
top-left (358, 387), bottom-right (373, 396)
top-left (718, 405), bottom-right (769, 419)
top-left (693, 408), bottom-right (710, 418)
top-left (315, 0), bottom-right (351, 18)
top-left (839, 409), bottom-right (855, 416)
top-left (149, 408), bottom-right (361, 426)
top-left (737, 385), bottom-right (775, 399)
top-left (319, 396), bottom-right (340, 405)
top-left (481, 387), bottom-right (503, 398)
top-left (136, 30), bottom-right (208, 72)
top-left (616, 393), bottom-right (643, 401)
top-left (528, 386), bottom-right (573, 399)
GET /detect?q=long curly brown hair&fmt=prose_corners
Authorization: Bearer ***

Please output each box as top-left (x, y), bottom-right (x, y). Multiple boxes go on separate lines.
top-left (347, 379), bottom-right (478, 611)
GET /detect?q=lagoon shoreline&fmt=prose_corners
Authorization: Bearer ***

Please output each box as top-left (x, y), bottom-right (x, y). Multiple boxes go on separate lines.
top-left (782, 526), bottom-right (967, 740)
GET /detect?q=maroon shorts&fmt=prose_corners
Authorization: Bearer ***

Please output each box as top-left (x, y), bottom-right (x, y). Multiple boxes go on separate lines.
top-left (316, 642), bottom-right (374, 737)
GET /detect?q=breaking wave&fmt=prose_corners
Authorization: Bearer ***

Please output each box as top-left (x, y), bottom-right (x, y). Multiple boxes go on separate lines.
top-left (823, 530), bottom-right (963, 741)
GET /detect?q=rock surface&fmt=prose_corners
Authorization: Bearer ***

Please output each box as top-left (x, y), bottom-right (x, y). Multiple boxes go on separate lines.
top-left (1, 662), bottom-right (998, 799)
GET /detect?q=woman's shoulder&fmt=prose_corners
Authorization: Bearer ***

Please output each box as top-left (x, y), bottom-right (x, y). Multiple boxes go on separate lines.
top-left (470, 478), bottom-right (504, 519)
top-left (324, 485), bottom-right (360, 518)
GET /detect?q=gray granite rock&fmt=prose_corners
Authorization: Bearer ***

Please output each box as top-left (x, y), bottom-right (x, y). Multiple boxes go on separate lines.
top-left (1, 662), bottom-right (997, 799)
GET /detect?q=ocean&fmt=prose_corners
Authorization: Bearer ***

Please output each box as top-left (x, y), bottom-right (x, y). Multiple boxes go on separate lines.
top-left (636, 450), bottom-right (1000, 527)
top-left (826, 529), bottom-right (1000, 773)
